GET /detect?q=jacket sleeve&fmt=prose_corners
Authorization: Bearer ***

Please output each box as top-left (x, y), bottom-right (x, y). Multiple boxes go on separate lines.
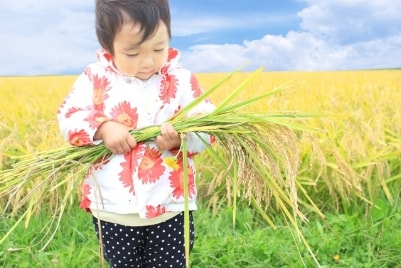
top-left (57, 69), bottom-right (110, 147)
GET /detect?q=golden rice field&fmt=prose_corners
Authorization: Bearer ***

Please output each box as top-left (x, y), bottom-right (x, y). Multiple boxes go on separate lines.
top-left (1, 70), bottom-right (401, 217)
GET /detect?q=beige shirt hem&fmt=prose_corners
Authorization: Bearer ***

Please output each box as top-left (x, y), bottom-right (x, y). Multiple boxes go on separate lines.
top-left (91, 209), bottom-right (181, 227)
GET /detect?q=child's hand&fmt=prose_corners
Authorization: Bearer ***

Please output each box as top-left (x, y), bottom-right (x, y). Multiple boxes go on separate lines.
top-left (156, 123), bottom-right (181, 150)
top-left (94, 121), bottom-right (137, 154)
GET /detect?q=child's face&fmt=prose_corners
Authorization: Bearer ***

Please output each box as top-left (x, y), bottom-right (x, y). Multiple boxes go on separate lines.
top-left (112, 21), bottom-right (170, 80)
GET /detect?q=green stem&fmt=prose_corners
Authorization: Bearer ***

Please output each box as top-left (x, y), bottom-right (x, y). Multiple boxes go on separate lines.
top-left (181, 134), bottom-right (190, 268)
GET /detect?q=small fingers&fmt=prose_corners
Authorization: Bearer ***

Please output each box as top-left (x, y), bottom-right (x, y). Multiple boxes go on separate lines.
top-left (107, 135), bottom-right (137, 154)
top-left (155, 135), bottom-right (168, 150)
top-left (157, 123), bottom-right (180, 150)
top-left (127, 135), bottom-right (137, 148)
top-left (161, 123), bottom-right (178, 139)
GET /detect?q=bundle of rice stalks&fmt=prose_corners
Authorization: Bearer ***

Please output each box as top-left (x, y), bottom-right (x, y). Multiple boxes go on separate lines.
top-left (0, 68), bottom-right (319, 265)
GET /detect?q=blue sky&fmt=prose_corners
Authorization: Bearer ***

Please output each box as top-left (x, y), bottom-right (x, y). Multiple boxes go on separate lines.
top-left (1, 0), bottom-right (400, 76)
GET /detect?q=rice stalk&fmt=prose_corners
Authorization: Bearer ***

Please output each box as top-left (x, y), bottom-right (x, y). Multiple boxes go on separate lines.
top-left (181, 133), bottom-right (191, 267)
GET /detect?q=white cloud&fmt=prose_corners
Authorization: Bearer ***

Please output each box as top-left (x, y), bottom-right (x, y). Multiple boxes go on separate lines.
top-left (172, 17), bottom-right (233, 37)
top-left (299, 0), bottom-right (401, 44)
top-left (181, 0), bottom-right (401, 72)
top-left (181, 32), bottom-right (352, 72)
top-left (172, 13), bottom-right (292, 37)
top-left (1, 1), bottom-right (89, 10)
top-left (180, 44), bottom-right (250, 71)
top-left (0, 2), bottom-right (97, 75)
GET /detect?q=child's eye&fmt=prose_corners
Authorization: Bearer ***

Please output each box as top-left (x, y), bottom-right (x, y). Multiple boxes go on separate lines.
top-left (126, 53), bottom-right (138, 57)
top-left (154, 48), bottom-right (165, 53)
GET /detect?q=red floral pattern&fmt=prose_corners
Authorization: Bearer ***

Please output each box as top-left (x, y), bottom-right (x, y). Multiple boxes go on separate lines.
top-left (167, 48), bottom-right (178, 62)
top-left (159, 74), bottom-right (178, 104)
top-left (91, 74), bottom-right (111, 112)
top-left (110, 101), bottom-right (138, 128)
top-left (145, 205), bottom-right (166, 218)
top-left (64, 106), bottom-right (81, 119)
top-left (118, 152), bottom-right (135, 193)
top-left (190, 74), bottom-right (202, 98)
top-left (79, 184), bottom-right (92, 212)
top-left (138, 148), bottom-right (165, 184)
top-left (68, 129), bottom-right (91, 146)
top-left (84, 110), bottom-right (110, 129)
top-left (169, 160), bottom-right (196, 199)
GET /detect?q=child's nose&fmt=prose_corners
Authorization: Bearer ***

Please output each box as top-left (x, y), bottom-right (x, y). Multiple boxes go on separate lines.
top-left (141, 55), bottom-right (154, 67)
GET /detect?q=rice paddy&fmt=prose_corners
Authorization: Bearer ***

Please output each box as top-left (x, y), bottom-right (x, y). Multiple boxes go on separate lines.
top-left (1, 70), bottom-right (400, 267)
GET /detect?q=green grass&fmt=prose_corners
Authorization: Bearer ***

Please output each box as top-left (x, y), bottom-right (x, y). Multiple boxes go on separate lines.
top-left (1, 198), bottom-right (400, 268)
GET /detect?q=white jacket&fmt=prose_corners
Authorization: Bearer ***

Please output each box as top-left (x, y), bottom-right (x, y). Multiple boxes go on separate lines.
top-left (57, 48), bottom-right (214, 218)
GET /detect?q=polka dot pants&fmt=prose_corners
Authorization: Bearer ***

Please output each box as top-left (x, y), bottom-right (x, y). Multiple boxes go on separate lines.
top-left (92, 212), bottom-right (195, 268)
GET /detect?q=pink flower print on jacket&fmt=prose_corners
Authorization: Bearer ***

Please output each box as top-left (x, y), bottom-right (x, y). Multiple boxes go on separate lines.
top-left (145, 205), bottom-right (166, 218)
top-left (190, 74), bottom-right (203, 98)
top-left (68, 129), bottom-right (91, 146)
top-left (159, 73), bottom-right (178, 104)
top-left (91, 74), bottom-right (111, 112)
top-left (169, 160), bottom-right (196, 199)
top-left (138, 148), bottom-right (165, 184)
top-left (79, 184), bottom-right (92, 212)
top-left (84, 110), bottom-right (111, 129)
top-left (110, 101), bottom-right (138, 128)
top-left (167, 48), bottom-right (178, 62)
top-left (119, 152), bottom-right (135, 194)
top-left (64, 106), bottom-right (81, 119)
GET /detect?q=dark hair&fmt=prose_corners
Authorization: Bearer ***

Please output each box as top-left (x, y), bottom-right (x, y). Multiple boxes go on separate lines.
top-left (95, 0), bottom-right (171, 54)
